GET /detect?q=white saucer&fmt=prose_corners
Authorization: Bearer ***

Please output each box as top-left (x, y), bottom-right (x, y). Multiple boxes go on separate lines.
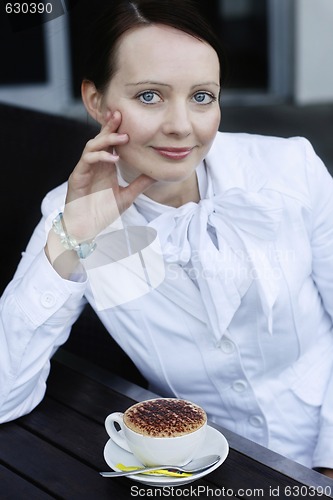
top-left (103, 425), bottom-right (229, 487)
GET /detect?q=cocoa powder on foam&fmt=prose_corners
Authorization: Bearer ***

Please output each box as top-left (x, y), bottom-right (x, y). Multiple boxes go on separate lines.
top-left (123, 399), bottom-right (206, 437)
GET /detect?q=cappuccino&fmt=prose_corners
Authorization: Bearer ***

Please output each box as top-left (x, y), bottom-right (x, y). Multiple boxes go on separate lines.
top-left (123, 398), bottom-right (206, 438)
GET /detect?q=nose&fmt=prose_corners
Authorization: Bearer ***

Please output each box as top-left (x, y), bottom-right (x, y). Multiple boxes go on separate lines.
top-left (162, 100), bottom-right (192, 137)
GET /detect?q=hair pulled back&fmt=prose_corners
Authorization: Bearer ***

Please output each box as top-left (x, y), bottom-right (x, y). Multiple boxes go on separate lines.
top-left (84, 0), bottom-right (224, 93)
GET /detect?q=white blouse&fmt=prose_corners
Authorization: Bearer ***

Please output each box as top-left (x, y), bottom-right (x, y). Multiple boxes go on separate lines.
top-left (1, 132), bottom-right (333, 470)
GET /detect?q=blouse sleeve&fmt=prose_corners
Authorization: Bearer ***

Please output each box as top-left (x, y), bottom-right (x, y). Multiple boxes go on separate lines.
top-left (0, 189), bottom-right (88, 423)
top-left (303, 138), bottom-right (333, 468)
top-left (307, 141), bottom-right (333, 322)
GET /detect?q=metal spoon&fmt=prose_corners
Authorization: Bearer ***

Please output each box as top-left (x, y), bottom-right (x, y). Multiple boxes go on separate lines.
top-left (99, 454), bottom-right (220, 477)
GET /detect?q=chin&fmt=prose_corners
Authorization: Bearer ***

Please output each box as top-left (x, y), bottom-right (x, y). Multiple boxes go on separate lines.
top-left (119, 155), bottom-right (201, 184)
top-left (155, 169), bottom-right (196, 184)
top-left (159, 160), bottom-right (201, 179)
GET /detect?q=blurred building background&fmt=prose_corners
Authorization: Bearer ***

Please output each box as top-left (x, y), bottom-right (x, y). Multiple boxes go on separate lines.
top-left (1, 0), bottom-right (332, 169)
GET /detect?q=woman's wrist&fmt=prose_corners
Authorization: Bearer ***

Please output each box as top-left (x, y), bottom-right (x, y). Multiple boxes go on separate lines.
top-left (52, 212), bottom-right (96, 259)
top-left (45, 229), bottom-right (81, 280)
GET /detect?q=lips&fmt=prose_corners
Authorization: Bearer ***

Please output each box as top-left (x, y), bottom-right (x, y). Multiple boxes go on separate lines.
top-left (152, 147), bottom-right (194, 160)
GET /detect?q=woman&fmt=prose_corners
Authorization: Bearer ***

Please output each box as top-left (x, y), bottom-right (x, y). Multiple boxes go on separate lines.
top-left (1, 0), bottom-right (333, 477)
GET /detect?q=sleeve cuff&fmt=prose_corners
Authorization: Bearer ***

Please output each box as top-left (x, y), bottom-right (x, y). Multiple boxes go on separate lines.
top-left (312, 430), bottom-right (333, 469)
top-left (15, 250), bottom-right (87, 328)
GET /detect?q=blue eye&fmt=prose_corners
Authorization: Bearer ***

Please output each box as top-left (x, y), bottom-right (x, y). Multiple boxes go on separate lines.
top-left (137, 91), bottom-right (162, 104)
top-left (193, 92), bottom-right (216, 104)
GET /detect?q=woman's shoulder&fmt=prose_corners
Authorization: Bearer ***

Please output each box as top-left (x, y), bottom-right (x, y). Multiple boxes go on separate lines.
top-left (211, 130), bottom-right (315, 166)
top-left (208, 131), bottom-right (329, 201)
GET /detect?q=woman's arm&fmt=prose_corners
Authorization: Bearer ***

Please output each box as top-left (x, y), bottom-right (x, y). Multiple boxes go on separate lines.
top-left (0, 110), bottom-right (155, 423)
top-left (304, 139), bottom-right (333, 472)
top-left (0, 200), bottom-right (87, 423)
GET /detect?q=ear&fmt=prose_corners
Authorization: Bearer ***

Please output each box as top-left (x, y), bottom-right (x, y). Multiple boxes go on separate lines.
top-left (81, 80), bottom-right (105, 125)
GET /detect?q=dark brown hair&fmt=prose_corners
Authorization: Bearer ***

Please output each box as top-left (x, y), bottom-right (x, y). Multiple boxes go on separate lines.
top-left (83, 0), bottom-right (224, 93)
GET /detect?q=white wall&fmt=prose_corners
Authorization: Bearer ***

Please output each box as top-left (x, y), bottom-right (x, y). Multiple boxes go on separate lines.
top-left (294, 0), bottom-right (333, 104)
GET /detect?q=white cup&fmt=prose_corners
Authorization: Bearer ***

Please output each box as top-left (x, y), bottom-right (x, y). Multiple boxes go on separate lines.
top-left (105, 398), bottom-right (207, 466)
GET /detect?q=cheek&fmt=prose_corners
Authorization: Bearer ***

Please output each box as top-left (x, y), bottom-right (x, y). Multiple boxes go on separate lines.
top-left (116, 107), bottom-right (157, 145)
top-left (210, 108), bottom-right (221, 134)
top-left (114, 111), bottom-right (156, 167)
top-left (198, 109), bottom-right (221, 145)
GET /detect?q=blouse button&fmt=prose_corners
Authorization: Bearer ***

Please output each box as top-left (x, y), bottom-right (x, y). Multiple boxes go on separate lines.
top-left (219, 340), bottom-right (235, 354)
top-left (40, 291), bottom-right (56, 308)
top-left (249, 415), bottom-right (264, 427)
top-left (232, 380), bottom-right (248, 392)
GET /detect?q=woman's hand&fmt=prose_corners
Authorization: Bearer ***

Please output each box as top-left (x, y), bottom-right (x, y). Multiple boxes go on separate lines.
top-left (318, 468), bottom-right (333, 479)
top-left (45, 110), bottom-right (155, 277)
top-left (63, 110), bottom-right (155, 242)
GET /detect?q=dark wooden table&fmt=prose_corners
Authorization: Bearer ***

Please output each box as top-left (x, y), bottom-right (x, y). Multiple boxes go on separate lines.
top-left (1, 350), bottom-right (333, 499)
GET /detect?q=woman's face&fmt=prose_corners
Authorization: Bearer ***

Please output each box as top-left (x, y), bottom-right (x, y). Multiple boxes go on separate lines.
top-left (100, 24), bottom-right (221, 188)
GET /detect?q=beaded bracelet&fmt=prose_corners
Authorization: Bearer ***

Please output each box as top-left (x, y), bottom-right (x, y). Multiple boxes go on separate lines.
top-left (52, 212), bottom-right (96, 259)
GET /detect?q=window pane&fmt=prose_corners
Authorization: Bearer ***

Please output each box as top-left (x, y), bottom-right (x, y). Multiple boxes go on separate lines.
top-left (0, 15), bottom-right (46, 85)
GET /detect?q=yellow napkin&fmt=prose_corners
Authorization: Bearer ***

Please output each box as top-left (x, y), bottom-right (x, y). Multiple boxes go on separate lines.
top-left (115, 463), bottom-right (192, 477)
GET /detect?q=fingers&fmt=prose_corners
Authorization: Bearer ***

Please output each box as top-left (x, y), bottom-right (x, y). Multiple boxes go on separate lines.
top-left (122, 174), bottom-right (157, 208)
top-left (101, 109), bottom-right (122, 134)
top-left (84, 132), bottom-right (128, 157)
top-left (80, 111), bottom-right (128, 170)
top-left (83, 150), bottom-right (119, 165)
top-left (86, 110), bottom-right (128, 153)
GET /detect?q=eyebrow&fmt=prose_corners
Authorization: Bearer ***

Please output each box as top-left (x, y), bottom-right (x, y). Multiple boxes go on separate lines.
top-left (125, 81), bottom-right (220, 88)
top-left (125, 81), bottom-right (171, 87)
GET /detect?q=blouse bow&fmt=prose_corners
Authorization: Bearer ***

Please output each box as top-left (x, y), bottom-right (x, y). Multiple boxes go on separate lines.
top-left (148, 187), bottom-right (284, 340)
